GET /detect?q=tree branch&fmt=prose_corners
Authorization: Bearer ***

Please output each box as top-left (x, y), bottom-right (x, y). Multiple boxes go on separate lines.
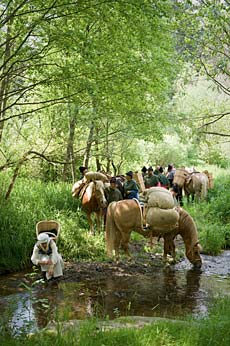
top-left (200, 59), bottom-right (230, 96)
top-left (199, 131), bottom-right (230, 137)
top-left (198, 113), bottom-right (230, 128)
top-left (0, 89), bottom-right (87, 122)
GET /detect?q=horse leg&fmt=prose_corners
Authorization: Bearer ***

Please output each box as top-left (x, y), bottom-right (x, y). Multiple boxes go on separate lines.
top-left (148, 231), bottom-right (157, 248)
top-left (120, 231), bottom-right (132, 259)
top-left (114, 230), bottom-right (122, 262)
top-left (142, 205), bottom-right (147, 226)
top-left (186, 193), bottom-right (190, 204)
top-left (178, 187), bottom-right (183, 206)
top-left (87, 213), bottom-right (94, 235)
top-left (95, 211), bottom-right (102, 233)
top-left (163, 239), bottom-right (169, 262)
top-left (163, 237), bottom-right (176, 263)
top-left (169, 239), bottom-right (176, 263)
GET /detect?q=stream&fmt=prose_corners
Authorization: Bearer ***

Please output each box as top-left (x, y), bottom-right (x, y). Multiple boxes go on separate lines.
top-left (0, 251), bottom-right (230, 336)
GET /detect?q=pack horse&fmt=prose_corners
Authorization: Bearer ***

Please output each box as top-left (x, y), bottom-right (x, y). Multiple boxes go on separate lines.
top-left (72, 179), bottom-right (107, 234)
top-left (105, 190), bottom-right (202, 268)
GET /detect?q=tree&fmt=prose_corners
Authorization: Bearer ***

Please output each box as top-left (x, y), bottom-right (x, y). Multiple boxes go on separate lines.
top-left (174, 0), bottom-right (230, 137)
top-left (1, 0), bottom-right (182, 188)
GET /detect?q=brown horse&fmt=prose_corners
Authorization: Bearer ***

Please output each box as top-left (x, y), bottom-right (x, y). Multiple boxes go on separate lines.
top-left (106, 201), bottom-right (202, 268)
top-left (72, 180), bottom-right (107, 234)
top-left (153, 207), bottom-right (202, 268)
top-left (106, 199), bottom-right (150, 259)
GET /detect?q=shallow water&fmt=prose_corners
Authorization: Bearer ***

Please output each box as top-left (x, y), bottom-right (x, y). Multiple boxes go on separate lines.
top-left (0, 251), bottom-right (230, 335)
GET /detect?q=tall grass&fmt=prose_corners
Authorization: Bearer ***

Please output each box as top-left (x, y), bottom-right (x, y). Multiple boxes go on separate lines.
top-left (0, 173), bottom-right (105, 273)
top-left (0, 166), bottom-right (229, 272)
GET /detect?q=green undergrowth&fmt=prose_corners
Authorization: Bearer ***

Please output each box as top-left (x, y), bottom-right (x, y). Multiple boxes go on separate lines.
top-left (1, 297), bottom-right (230, 346)
top-left (0, 173), bottom-right (106, 272)
top-left (184, 174), bottom-right (230, 255)
top-left (0, 168), bottom-right (229, 272)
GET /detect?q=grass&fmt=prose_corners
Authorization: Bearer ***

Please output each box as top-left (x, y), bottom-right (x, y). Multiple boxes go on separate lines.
top-left (0, 165), bottom-right (229, 271)
top-left (0, 173), bottom-right (105, 272)
top-left (184, 172), bottom-right (230, 255)
top-left (1, 297), bottom-right (230, 345)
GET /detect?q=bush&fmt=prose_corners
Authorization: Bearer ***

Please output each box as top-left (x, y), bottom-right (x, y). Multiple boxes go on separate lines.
top-left (207, 178), bottom-right (230, 223)
top-left (185, 174), bottom-right (230, 255)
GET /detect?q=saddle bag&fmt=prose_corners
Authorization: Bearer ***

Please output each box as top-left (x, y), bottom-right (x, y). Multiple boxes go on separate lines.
top-left (144, 187), bottom-right (175, 209)
top-left (146, 207), bottom-right (179, 233)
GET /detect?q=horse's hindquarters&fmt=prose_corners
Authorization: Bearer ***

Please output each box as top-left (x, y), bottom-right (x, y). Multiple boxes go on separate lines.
top-left (113, 200), bottom-right (142, 231)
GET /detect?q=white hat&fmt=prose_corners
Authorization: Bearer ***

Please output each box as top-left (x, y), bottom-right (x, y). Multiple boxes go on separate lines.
top-left (37, 233), bottom-right (50, 245)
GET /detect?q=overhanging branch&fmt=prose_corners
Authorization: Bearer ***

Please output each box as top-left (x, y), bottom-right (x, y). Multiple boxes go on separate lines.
top-left (199, 131), bottom-right (230, 137)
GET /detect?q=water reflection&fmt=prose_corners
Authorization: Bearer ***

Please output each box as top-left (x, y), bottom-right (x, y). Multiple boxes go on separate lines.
top-left (90, 267), bottom-right (204, 319)
top-left (31, 285), bottom-right (65, 328)
top-left (0, 252), bottom-right (230, 334)
top-left (0, 292), bottom-right (37, 336)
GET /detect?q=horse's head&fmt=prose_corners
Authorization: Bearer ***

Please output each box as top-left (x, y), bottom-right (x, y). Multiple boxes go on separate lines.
top-left (173, 168), bottom-right (190, 188)
top-left (94, 180), bottom-right (107, 208)
top-left (186, 242), bottom-right (202, 269)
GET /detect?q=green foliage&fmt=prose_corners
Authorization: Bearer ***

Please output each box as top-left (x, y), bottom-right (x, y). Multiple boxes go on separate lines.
top-left (1, 0), bottom-right (230, 182)
top-left (197, 297), bottom-right (230, 346)
top-left (207, 176), bottom-right (230, 223)
top-left (0, 173), bottom-right (105, 272)
top-left (185, 172), bottom-right (230, 255)
top-left (199, 223), bottom-right (226, 256)
top-left (1, 166), bottom-right (230, 271)
top-left (202, 146), bottom-right (229, 169)
top-left (171, 70), bottom-right (230, 168)
top-left (1, 0), bottom-right (182, 179)
top-left (58, 212), bottom-right (106, 261)
top-left (0, 176), bottom-right (85, 271)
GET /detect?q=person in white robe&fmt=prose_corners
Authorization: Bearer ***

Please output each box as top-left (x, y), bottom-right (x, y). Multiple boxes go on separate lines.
top-left (31, 232), bottom-right (64, 280)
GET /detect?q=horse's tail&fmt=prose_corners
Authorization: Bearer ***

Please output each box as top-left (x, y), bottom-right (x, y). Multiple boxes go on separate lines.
top-left (105, 202), bottom-right (117, 257)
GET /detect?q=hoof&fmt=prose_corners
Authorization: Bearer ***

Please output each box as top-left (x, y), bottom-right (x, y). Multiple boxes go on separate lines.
top-left (193, 261), bottom-right (202, 269)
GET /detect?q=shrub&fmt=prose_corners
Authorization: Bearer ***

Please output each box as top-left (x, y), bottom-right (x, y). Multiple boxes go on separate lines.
top-left (185, 174), bottom-right (230, 255)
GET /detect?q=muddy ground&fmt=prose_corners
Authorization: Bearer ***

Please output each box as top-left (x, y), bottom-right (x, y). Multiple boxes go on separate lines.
top-left (61, 239), bottom-right (185, 283)
top-left (31, 236), bottom-right (230, 284)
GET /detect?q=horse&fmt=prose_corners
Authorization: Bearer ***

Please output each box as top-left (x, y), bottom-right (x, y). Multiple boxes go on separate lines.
top-left (173, 169), bottom-right (209, 203)
top-left (72, 180), bottom-right (107, 234)
top-left (106, 200), bottom-right (202, 268)
top-left (106, 199), bottom-right (146, 259)
top-left (153, 207), bottom-right (202, 268)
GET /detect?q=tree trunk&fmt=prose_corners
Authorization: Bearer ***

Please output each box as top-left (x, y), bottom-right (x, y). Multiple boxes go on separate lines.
top-left (84, 123), bottom-right (94, 169)
top-left (95, 127), bottom-right (101, 171)
top-left (105, 119), bottom-right (111, 173)
top-left (5, 153), bottom-right (28, 200)
top-left (0, 20), bottom-right (12, 142)
top-left (62, 103), bottom-right (77, 182)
